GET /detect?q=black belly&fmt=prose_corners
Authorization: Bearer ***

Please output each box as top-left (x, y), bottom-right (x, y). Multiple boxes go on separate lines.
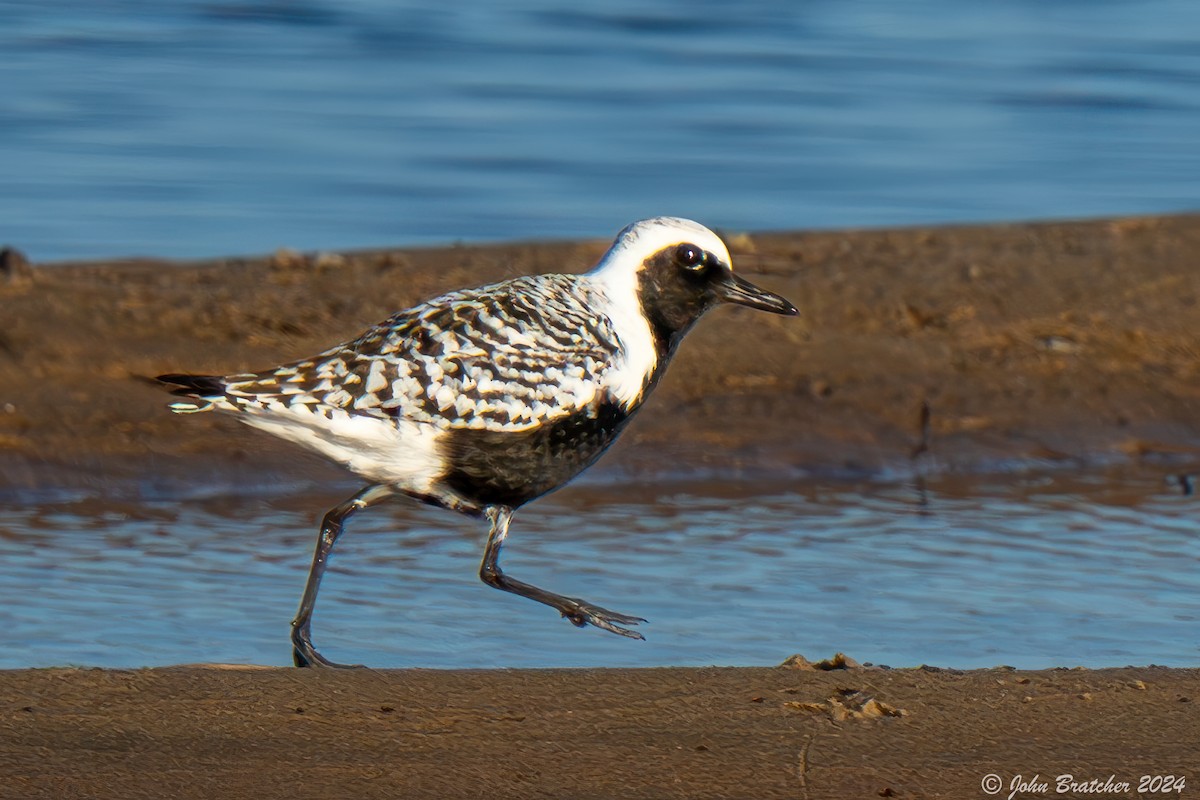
top-left (438, 401), bottom-right (632, 508)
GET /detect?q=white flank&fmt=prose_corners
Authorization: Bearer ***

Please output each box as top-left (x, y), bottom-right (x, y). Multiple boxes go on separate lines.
top-left (587, 216), bottom-right (733, 408)
top-left (239, 407), bottom-right (443, 492)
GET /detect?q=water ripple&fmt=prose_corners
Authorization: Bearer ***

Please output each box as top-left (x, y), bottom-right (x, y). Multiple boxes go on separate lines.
top-left (1, 467), bottom-right (1197, 669)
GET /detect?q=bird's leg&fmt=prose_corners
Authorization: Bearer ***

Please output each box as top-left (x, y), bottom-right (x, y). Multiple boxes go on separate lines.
top-left (292, 483), bottom-right (395, 668)
top-left (478, 505), bottom-right (646, 639)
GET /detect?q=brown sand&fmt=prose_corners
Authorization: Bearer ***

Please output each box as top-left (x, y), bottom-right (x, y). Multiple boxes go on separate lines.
top-left (3, 664), bottom-right (1197, 799)
top-left (2, 215), bottom-right (1200, 796)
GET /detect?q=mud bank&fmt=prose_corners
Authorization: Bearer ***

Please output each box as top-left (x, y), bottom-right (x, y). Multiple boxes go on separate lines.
top-left (3, 214), bottom-right (1200, 499)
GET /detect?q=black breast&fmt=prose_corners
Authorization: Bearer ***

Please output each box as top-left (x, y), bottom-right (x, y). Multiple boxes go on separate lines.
top-left (438, 401), bottom-right (631, 508)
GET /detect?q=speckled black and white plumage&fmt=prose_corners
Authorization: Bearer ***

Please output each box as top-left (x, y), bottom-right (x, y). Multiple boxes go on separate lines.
top-left (158, 216), bottom-right (797, 668)
top-left (165, 274), bottom-right (633, 508)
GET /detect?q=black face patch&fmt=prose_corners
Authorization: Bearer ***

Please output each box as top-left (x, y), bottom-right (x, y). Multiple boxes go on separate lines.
top-left (636, 243), bottom-right (728, 358)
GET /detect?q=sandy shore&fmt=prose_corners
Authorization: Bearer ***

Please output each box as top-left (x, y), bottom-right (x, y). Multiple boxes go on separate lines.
top-left (4, 663), bottom-right (1197, 799)
top-left (2, 215), bottom-right (1200, 796)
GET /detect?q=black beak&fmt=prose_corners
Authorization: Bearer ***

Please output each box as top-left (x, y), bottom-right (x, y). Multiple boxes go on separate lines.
top-left (717, 272), bottom-right (798, 316)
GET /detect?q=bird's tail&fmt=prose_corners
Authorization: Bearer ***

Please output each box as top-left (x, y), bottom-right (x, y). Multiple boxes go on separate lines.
top-left (155, 373), bottom-right (227, 414)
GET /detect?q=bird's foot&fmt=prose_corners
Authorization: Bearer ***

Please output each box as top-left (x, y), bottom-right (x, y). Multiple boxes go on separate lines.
top-left (560, 599), bottom-right (647, 640)
top-left (291, 625), bottom-right (366, 669)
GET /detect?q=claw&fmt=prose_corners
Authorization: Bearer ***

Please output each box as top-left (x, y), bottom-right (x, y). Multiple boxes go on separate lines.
top-left (561, 600), bottom-right (647, 640)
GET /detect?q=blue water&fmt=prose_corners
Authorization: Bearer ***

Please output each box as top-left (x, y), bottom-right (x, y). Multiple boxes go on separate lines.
top-left (2, 0), bottom-right (1198, 261)
top-left (3, 468), bottom-right (1198, 669)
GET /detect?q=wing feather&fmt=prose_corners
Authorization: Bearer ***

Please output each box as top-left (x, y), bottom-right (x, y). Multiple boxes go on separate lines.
top-left (221, 275), bottom-right (623, 432)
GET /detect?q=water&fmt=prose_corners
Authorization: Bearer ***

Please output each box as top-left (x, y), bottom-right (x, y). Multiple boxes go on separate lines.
top-left (3, 468), bottom-right (1197, 670)
top-left (2, 0), bottom-right (1198, 262)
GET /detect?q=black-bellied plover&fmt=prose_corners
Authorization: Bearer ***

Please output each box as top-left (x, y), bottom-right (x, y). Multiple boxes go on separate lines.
top-left (158, 217), bottom-right (797, 667)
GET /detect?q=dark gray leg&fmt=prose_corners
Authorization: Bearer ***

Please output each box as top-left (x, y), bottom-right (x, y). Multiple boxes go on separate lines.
top-left (291, 484), bottom-right (395, 668)
top-left (479, 505), bottom-right (646, 639)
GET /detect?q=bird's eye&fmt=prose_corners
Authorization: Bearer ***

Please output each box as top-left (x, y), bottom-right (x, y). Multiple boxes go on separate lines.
top-left (674, 243), bottom-right (706, 271)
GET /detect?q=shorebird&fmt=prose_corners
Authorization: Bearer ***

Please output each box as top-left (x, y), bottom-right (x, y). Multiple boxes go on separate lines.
top-left (158, 217), bottom-right (797, 667)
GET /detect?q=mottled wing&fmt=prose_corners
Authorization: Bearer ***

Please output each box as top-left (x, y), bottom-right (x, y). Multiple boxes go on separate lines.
top-left (221, 275), bottom-right (622, 431)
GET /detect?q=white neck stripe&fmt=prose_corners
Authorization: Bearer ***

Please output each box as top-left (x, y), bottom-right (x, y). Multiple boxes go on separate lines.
top-left (585, 217), bottom-right (731, 408)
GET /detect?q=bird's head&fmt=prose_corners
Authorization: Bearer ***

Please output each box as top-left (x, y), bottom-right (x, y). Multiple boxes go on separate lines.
top-left (590, 217), bottom-right (797, 348)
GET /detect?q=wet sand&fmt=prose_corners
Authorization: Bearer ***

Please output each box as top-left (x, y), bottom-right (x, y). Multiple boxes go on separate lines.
top-left (4, 663), bottom-right (1197, 799)
top-left (2, 215), bottom-right (1200, 795)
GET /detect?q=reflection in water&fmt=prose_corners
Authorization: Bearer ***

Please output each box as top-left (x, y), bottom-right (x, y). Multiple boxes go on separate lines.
top-left (1, 467), bottom-right (1197, 669)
